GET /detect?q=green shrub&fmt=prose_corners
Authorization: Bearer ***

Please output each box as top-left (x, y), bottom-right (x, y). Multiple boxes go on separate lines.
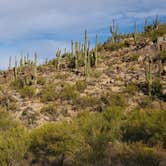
top-left (40, 85), bottom-right (58, 102)
top-left (75, 96), bottom-right (101, 111)
top-left (40, 104), bottom-right (58, 116)
top-left (122, 109), bottom-right (166, 147)
top-left (0, 108), bottom-right (29, 166)
top-left (60, 84), bottom-right (79, 101)
top-left (75, 80), bottom-right (87, 93)
top-left (101, 92), bottom-right (128, 109)
top-left (151, 80), bottom-right (162, 97)
top-left (120, 142), bottom-right (165, 166)
top-left (124, 83), bottom-right (139, 94)
top-left (19, 86), bottom-right (36, 98)
top-left (103, 42), bottom-right (124, 51)
top-left (37, 77), bottom-right (46, 85)
top-left (160, 50), bottom-right (166, 62)
top-left (10, 78), bottom-right (25, 89)
top-left (29, 121), bottom-right (85, 165)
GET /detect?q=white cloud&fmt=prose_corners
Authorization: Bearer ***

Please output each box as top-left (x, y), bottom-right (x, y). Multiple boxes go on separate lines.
top-left (0, 0), bottom-right (165, 69)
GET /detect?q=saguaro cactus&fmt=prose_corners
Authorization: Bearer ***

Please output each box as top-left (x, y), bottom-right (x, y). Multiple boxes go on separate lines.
top-left (110, 19), bottom-right (118, 43)
top-left (145, 56), bottom-right (153, 96)
top-left (84, 30), bottom-right (88, 76)
top-left (75, 41), bottom-right (79, 71)
top-left (33, 52), bottom-right (38, 86)
top-left (133, 22), bottom-right (137, 44)
top-left (8, 56), bottom-right (12, 70)
top-left (71, 40), bottom-right (74, 59)
top-left (95, 34), bottom-right (98, 67)
top-left (158, 59), bottom-right (162, 82)
top-left (144, 18), bottom-right (148, 32)
top-left (14, 56), bottom-right (18, 80)
top-left (56, 49), bottom-right (61, 71)
top-left (154, 15), bottom-right (159, 30)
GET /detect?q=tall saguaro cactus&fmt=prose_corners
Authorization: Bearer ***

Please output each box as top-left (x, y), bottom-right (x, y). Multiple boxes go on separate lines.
top-left (95, 34), bottom-right (98, 67)
top-left (133, 22), bottom-right (137, 44)
top-left (110, 19), bottom-right (118, 44)
top-left (33, 52), bottom-right (38, 86)
top-left (75, 41), bottom-right (79, 71)
top-left (71, 40), bottom-right (74, 59)
top-left (56, 48), bottom-right (61, 71)
top-left (154, 15), bottom-right (159, 30)
top-left (14, 56), bottom-right (18, 80)
top-left (145, 56), bottom-right (153, 96)
top-left (8, 56), bottom-right (12, 70)
top-left (84, 30), bottom-right (88, 76)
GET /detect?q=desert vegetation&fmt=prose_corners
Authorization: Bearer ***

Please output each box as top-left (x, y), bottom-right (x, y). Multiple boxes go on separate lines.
top-left (0, 16), bottom-right (166, 165)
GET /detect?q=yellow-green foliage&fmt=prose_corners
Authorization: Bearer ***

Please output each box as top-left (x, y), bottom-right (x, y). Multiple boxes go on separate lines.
top-left (103, 42), bottom-right (124, 51)
top-left (160, 50), bottom-right (166, 61)
top-left (60, 84), bottom-right (79, 101)
top-left (40, 103), bottom-right (58, 116)
top-left (10, 78), bottom-right (25, 89)
top-left (124, 83), bottom-right (139, 94)
top-left (143, 23), bottom-right (166, 42)
top-left (19, 86), bottom-right (36, 98)
top-left (40, 84), bottom-right (58, 102)
top-left (75, 96), bottom-right (101, 111)
top-left (75, 80), bottom-right (87, 93)
top-left (37, 77), bottom-right (46, 85)
top-left (0, 108), bottom-right (29, 166)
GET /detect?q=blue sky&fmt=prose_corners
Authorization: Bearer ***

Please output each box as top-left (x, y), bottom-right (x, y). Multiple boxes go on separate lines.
top-left (0, 0), bottom-right (166, 69)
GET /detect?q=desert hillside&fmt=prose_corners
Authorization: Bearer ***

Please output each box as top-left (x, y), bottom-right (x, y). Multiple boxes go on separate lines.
top-left (0, 19), bottom-right (166, 166)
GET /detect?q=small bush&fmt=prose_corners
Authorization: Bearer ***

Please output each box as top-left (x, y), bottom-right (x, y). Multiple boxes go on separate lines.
top-left (19, 86), bottom-right (36, 98)
top-left (103, 42), bottom-right (124, 51)
top-left (124, 83), bottom-right (139, 94)
top-left (75, 80), bottom-right (87, 93)
top-left (101, 92), bottom-right (128, 109)
top-left (120, 142), bottom-right (165, 166)
top-left (75, 96), bottom-right (101, 111)
top-left (10, 78), bottom-right (25, 89)
top-left (160, 50), bottom-right (166, 62)
top-left (40, 104), bottom-right (58, 116)
top-left (40, 85), bottom-right (58, 102)
top-left (37, 77), bottom-right (46, 85)
top-left (151, 80), bottom-right (162, 97)
top-left (60, 84), bottom-right (79, 101)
